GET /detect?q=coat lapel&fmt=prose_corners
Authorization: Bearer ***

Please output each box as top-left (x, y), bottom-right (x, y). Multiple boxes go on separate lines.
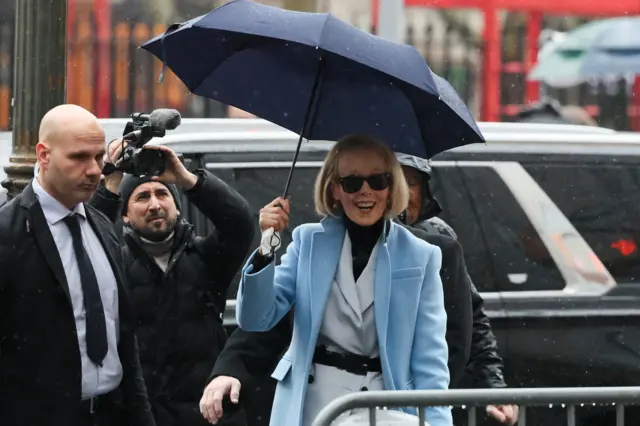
top-left (20, 183), bottom-right (72, 307)
top-left (308, 217), bottom-right (345, 329)
top-left (374, 221), bottom-right (393, 356)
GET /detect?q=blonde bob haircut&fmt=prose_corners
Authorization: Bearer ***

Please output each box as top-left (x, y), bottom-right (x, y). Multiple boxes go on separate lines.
top-left (314, 133), bottom-right (410, 219)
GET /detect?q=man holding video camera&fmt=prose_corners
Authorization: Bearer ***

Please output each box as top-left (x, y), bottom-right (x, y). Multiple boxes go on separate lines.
top-left (91, 138), bottom-right (255, 426)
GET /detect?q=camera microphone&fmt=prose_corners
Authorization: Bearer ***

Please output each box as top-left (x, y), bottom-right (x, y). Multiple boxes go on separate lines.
top-left (150, 108), bottom-right (182, 131)
top-left (114, 108), bottom-right (183, 176)
top-left (131, 109), bottom-right (182, 131)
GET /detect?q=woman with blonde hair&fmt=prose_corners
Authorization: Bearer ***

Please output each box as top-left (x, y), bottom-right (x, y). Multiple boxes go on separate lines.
top-left (235, 133), bottom-right (451, 426)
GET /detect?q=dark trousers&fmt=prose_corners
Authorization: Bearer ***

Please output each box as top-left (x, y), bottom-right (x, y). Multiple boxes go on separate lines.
top-left (152, 397), bottom-right (247, 426)
top-left (76, 391), bottom-right (125, 426)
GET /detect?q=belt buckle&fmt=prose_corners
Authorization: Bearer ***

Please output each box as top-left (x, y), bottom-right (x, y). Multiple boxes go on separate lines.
top-left (353, 362), bottom-right (368, 376)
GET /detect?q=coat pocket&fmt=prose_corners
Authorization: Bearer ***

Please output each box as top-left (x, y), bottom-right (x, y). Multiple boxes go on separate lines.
top-left (391, 267), bottom-right (423, 281)
top-left (271, 357), bottom-right (292, 381)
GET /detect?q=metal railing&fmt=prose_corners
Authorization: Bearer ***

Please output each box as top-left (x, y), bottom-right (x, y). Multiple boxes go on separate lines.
top-left (311, 387), bottom-right (640, 426)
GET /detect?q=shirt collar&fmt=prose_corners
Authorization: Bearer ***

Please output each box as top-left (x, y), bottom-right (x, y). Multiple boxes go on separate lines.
top-left (32, 177), bottom-right (87, 225)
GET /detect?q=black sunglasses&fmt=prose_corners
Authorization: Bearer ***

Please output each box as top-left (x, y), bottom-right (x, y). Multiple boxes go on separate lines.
top-left (339, 173), bottom-right (391, 194)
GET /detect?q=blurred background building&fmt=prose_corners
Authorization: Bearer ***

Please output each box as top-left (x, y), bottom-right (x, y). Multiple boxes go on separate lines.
top-left (0, 0), bottom-right (638, 130)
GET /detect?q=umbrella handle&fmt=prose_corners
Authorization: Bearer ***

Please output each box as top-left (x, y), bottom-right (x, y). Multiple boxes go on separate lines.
top-left (266, 202), bottom-right (287, 254)
top-left (261, 227), bottom-right (281, 256)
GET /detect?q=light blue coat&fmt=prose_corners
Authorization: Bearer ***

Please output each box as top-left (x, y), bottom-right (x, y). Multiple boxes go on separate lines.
top-left (236, 217), bottom-right (452, 426)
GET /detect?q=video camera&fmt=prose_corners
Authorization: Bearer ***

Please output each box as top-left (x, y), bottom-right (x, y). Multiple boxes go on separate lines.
top-left (105, 108), bottom-right (182, 176)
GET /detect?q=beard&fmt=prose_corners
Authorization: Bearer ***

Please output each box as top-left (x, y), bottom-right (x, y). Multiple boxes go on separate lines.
top-left (136, 217), bottom-right (178, 242)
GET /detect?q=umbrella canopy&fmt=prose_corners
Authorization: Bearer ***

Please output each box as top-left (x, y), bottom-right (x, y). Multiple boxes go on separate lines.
top-left (431, 72), bottom-right (482, 137)
top-left (141, 0), bottom-right (484, 160)
top-left (529, 16), bottom-right (640, 86)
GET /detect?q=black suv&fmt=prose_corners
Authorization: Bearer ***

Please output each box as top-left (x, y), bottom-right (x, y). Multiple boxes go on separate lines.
top-left (7, 119), bottom-right (639, 425)
top-left (156, 121), bottom-right (640, 426)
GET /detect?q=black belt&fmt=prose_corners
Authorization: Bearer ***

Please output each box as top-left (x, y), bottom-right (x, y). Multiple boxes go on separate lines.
top-left (313, 345), bottom-right (382, 376)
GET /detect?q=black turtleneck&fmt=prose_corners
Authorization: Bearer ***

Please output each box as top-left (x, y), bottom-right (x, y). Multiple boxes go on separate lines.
top-left (345, 217), bottom-right (384, 281)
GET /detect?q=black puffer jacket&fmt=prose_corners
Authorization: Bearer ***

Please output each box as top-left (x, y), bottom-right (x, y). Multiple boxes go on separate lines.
top-left (396, 153), bottom-right (507, 389)
top-left (90, 169), bottom-right (255, 425)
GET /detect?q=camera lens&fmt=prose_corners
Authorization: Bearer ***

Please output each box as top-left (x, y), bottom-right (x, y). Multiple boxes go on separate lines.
top-left (134, 149), bottom-right (167, 176)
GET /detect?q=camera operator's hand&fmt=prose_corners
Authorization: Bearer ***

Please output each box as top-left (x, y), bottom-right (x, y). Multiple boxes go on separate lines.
top-left (145, 145), bottom-right (198, 189)
top-left (102, 138), bottom-right (127, 194)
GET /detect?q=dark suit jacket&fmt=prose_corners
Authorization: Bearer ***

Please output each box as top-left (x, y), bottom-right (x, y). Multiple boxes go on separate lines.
top-left (0, 182), bottom-right (155, 426)
top-left (209, 228), bottom-right (473, 423)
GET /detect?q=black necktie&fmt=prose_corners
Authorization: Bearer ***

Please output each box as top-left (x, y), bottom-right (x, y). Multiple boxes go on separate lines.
top-left (63, 214), bottom-right (108, 367)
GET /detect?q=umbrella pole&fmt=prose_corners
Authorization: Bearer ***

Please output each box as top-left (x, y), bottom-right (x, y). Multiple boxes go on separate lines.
top-left (282, 56), bottom-right (326, 200)
top-left (268, 57), bottom-right (326, 253)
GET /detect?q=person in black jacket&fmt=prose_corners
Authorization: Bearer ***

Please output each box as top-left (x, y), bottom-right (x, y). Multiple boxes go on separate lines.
top-left (89, 141), bottom-right (255, 426)
top-left (0, 105), bottom-right (155, 426)
top-left (397, 153), bottom-right (517, 424)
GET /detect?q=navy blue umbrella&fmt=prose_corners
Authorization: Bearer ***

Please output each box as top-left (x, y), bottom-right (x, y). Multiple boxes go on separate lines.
top-left (430, 72), bottom-right (482, 139)
top-left (141, 0), bottom-right (483, 196)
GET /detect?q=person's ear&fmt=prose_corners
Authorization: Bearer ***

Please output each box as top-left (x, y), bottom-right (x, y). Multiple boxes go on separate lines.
top-left (122, 215), bottom-right (130, 224)
top-left (35, 142), bottom-right (51, 170)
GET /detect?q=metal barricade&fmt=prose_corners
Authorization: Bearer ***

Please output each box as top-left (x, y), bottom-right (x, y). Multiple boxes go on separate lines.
top-left (311, 387), bottom-right (640, 426)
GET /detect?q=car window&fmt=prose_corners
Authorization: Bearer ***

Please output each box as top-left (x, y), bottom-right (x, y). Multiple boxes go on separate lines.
top-left (524, 163), bottom-right (640, 284)
top-left (188, 162), bottom-right (566, 295)
top-left (190, 166), bottom-right (322, 298)
top-left (430, 165), bottom-right (564, 292)
top-left (231, 166), bottom-right (321, 249)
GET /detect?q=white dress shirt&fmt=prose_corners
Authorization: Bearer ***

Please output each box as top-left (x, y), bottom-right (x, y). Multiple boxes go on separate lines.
top-left (32, 178), bottom-right (123, 399)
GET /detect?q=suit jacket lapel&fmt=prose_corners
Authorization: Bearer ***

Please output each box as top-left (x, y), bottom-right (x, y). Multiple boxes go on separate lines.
top-left (85, 208), bottom-right (120, 277)
top-left (20, 183), bottom-right (73, 307)
top-left (85, 207), bottom-right (133, 316)
top-left (357, 243), bottom-right (378, 313)
top-left (334, 234), bottom-right (362, 320)
top-left (308, 218), bottom-right (344, 329)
